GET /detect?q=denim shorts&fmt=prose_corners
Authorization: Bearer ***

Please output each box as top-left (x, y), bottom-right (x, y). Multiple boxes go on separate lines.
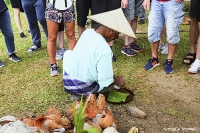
top-left (45, 2), bottom-right (75, 23)
top-left (148, 0), bottom-right (184, 44)
top-left (123, 0), bottom-right (143, 20)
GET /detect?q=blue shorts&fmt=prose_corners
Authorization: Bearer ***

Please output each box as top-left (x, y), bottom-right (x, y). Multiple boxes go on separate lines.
top-left (148, 0), bottom-right (184, 44)
top-left (45, 2), bottom-right (75, 23)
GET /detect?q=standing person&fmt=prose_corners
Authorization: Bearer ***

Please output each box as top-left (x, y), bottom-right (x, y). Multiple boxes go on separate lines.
top-left (121, 0), bottom-right (143, 57)
top-left (143, 0), bottom-right (184, 74)
top-left (45, 0), bottom-right (76, 76)
top-left (0, 0), bottom-right (20, 67)
top-left (76, 0), bottom-right (128, 62)
top-left (187, 0), bottom-right (200, 74)
top-left (182, 1), bottom-right (199, 65)
top-left (10, 0), bottom-right (29, 39)
top-left (21, 0), bottom-right (48, 52)
top-left (63, 9), bottom-right (134, 100)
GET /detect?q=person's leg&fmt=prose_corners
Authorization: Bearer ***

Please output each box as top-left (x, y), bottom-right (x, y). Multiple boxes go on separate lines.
top-left (138, 8), bottom-right (145, 24)
top-left (13, 8), bottom-right (26, 38)
top-left (124, 20), bottom-right (133, 46)
top-left (144, 0), bottom-right (164, 71)
top-left (47, 20), bottom-right (59, 65)
top-left (182, 18), bottom-right (198, 64)
top-left (0, 10), bottom-right (20, 62)
top-left (0, 10), bottom-right (15, 55)
top-left (196, 22), bottom-right (200, 59)
top-left (122, 0), bottom-right (137, 56)
top-left (13, 8), bottom-right (22, 33)
top-left (35, 0), bottom-right (48, 39)
top-left (164, 0), bottom-right (184, 74)
top-left (63, 4), bottom-right (77, 50)
top-left (65, 21), bottom-right (76, 50)
top-left (188, 21), bottom-right (200, 73)
top-left (58, 23), bottom-right (65, 49)
top-left (47, 19), bottom-right (59, 76)
top-left (129, 0), bottom-right (143, 52)
top-left (21, 0), bottom-right (42, 48)
top-left (76, 0), bottom-right (90, 37)
top-left (56, 23), bottom-right (65, 60)
top-left (128, 16), bottom-right (138, 43)
top-left (24, 13), bottom-right (30, 33)
top-left (189, 18), bottom-right (199, 53)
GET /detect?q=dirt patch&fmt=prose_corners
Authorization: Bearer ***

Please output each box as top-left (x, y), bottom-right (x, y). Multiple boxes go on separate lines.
top-left (110, 72), bottom-right (200, 133)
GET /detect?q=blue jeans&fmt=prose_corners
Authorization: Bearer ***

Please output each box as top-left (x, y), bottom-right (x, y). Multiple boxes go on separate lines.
top-left (148, 0), bottom-right (184, 44)
top-left (21, 0), bottom-right (48, 47)
top-left (140, 8), bottom-right (145, 21)
top-left (0, 10), bottom-right (15, 55)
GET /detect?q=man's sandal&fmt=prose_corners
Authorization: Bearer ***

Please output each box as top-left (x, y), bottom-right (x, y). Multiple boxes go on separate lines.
top-left (182, 53), bottom-right (196, 65)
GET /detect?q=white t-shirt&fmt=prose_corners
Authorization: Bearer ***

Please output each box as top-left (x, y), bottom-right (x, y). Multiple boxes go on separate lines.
top-left (63, 29), bottom-right (114, 91)
top-left (49, 0), bottom-right (73, 10)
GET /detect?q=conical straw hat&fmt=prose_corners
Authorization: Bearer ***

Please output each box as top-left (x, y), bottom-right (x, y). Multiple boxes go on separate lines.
top-left (87, 8), bottom-right (136, 38)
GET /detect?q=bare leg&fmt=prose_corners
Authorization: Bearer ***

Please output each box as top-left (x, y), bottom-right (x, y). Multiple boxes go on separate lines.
top-left (189, 18), bottom-right (199, 53)
top-left (124, 20), bottom-right (132, 46)
top-left (128, 16), bottom-right (138, 43)
top-left (167, 43), bottom-right (177, 59)
top-left (47, 19), bottom-right (59, 64)
top-left (65, 21), bottom-right (76, 50)
top-left (13, 8), bottom-right (23, 33)
top-left (183, 18), bottom-right (198, 64)
top-left (57, 31), bottom-right (65, 49)
top-left (196, 21), bottom-right (200, 59)
top-left (151, 41), bottom-right (159, 58)
top-left (78, 26), bottom-right (85, 37)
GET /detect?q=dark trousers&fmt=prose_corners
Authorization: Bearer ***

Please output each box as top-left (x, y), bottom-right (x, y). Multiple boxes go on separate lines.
top-left (21, 0), bottom-right (48, 46)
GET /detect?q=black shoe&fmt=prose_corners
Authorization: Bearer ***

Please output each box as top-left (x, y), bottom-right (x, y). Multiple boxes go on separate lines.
top-left (130, 42), bottom-right (143, 52)
top-left (121, 45), bottom-right (137, 56)
top-left (138, 20), bottom-right (145, 25)
top-left (20, 32), bottom-right (26, 38)
top-left (9, 53), bottom-right (20, 62)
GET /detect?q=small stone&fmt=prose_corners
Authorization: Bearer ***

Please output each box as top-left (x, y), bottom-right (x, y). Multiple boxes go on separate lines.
top-left (127, 106), bottom-right (147, 119)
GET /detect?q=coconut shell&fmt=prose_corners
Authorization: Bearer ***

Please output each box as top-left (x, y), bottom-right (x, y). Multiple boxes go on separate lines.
top-left (97, 108), bottom-right (114, 128)
top-left (85, 94), bottom-right (99, 119)
top-left (97, 94), bottom-right (106, 113)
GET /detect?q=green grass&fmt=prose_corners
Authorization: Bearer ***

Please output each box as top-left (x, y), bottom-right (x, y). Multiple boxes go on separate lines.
top-left (0, 5), bottom-right (195, 119)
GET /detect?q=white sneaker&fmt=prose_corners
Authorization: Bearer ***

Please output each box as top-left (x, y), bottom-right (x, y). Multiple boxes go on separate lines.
top-left (59, 48), bottom-right (66, 55)
top-left (55, 48), bottom-right (66, 60)
top-left (55, 50), bottom-right (63, 60)
top-left (161, 44), bottom-right (168, 54)
top-left (188, 60), bottom-right (200, 74)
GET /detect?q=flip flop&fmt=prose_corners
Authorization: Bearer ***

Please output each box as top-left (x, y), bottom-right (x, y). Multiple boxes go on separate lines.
top-left (182, 53), bottom-right (196, 65)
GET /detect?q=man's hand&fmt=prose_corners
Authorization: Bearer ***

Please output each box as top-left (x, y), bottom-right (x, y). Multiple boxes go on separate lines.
top-left (113, 76), bottom-right (125, 88)
top-left (121, 0), bottom-right (128, 8)
top-left (142, 0), bottom-right (150, 10)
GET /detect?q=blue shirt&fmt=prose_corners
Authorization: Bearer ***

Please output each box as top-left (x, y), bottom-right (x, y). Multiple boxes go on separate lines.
top-left (63, 29), bottom-right (114, 91)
